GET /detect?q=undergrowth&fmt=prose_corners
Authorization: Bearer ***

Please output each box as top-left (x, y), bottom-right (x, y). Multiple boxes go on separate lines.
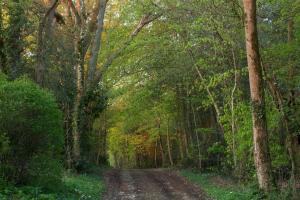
top-left (181, 170), bottom-right (295, 200)
top-left (0, 166), bottom-right (107, 200)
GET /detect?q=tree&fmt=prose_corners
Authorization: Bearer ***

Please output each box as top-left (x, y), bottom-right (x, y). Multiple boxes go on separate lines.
top-left (70, 1), bottom-right (159, 165)
top-left (0, 1), bottom-right (6, 72)
top-left (35, 0), bottom-right (60, 86)
top-left (243, 0), bottom-right (273, 192)
top-left (6, 0), bottom-right (27, 79)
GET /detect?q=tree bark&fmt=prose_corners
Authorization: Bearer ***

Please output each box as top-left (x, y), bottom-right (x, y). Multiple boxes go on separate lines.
top-left (36, 0), bottom-right (59, 86)
top-left (166, 118), bottom-right (174, 166)
top-left (159, 134), bottom-right (166, 167)
top-left (70, 0), bottom-right (107, 165)
top-left (71, 0), bottom-right (85, 163)
top-left (72, 53), bottom-right (84, 162)
top-left (87, 0), bottom-right (107, 88)
top-left (286, 17), bottom-right (300, 197)
top-left (154, 139), bottom-right (158, 168)
top-left (191, 104), bottom-right (202, 169)
top-left (177, 128), bottom-right (184, 161)
top-left (243, 0), bottom-right (273, 192)
top-left (63, 103), bottom-right (72, 169)
top-left (231, 48), bottom-right (238, 169)
top-left (7, 0), bottom-right (24, 79)
top-left (158, 121), bottom-right (166, 167)
top-left (0, 3), bottom-right (6, 73)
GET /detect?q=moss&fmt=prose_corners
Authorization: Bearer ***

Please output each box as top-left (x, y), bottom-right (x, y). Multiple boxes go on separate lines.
top-left (251, 100), bottom-right (267, 121)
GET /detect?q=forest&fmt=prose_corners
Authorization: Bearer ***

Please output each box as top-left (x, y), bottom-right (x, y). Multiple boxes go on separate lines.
top-left (0, 0), bottom-right (300, 199)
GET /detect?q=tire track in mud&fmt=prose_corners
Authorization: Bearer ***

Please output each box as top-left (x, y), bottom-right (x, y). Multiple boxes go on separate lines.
top-left (103, 169), bottom-right (212, 200)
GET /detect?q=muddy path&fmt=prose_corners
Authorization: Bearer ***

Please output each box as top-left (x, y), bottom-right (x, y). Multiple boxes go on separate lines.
top-left (103, 169), bottom-right (212, 200)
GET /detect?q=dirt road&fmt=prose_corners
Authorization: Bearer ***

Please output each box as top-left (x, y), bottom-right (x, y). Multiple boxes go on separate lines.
top-left (103, 169), bottom-right (212, 200)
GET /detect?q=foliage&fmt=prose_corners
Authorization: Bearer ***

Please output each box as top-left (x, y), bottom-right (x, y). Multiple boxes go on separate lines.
top-left (0, 168), bottom-right (106, 200)
top-left (101, 0), bottom-right (299, 181)
top-left (62, 171), bottom-right (105, 200)
top-left (0, 0), bottom-right (300, 197)
top-left (181, 170), bottom-right (294, 200)
top-left (0, 75), bottom-right (64, 188)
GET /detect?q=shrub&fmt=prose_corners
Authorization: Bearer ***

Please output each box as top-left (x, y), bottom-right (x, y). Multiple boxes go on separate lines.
top-left (0, 75), bottom-right (64, 189)
top-left (27, 153), bottom-right (64, 191)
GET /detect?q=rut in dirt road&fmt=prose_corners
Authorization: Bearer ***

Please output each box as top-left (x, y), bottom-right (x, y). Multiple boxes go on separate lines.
top-left (103, 169), bottom-right (212, 200)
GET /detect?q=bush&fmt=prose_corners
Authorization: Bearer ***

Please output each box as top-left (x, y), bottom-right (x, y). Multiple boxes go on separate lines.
top-left (0, 74), bottom-right (64, 189)
top-left (27, 154), bottom-right (64, 191)
top-left (0, 167), bottom-right (107, 200)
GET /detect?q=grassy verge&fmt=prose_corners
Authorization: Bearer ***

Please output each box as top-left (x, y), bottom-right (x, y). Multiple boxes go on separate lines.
top-left (0, 167), bottom-right (106, 200)
top-left (63, 172), bottom-right (105, 199)
top-left (181, 170), bottom-right (295, 200)
top-left (181, 170), bottom-right (253, 200)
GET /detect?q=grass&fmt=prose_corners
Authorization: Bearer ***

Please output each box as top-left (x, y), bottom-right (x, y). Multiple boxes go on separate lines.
top-left (61, 172), bottom-right (106, 200)
top-left (181, 170), bottom-right (297, 200)
top-left (0, 167), bottom-right (106, 200)
top-left (181, 170), bottom-right (255, 200)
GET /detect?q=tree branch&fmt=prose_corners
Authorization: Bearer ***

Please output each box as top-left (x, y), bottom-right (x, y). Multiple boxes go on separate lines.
top-left (35, 0), bottom-right (60, 85)
top-left (67, 0), bottom-right (81, 25)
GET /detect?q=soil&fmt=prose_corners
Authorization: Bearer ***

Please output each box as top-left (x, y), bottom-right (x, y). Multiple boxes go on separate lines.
top-left (103, 168), bottom-right (212, 200)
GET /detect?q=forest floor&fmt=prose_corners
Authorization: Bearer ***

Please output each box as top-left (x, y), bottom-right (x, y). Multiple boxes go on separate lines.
top-left (180, 170), bottom-right (298, 200)
top-left (102, 168), bottom-right (212, 200)
top-left (181, 170), bottom-right (255, 200)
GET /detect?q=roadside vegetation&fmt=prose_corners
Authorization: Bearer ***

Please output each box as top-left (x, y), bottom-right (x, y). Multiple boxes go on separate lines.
top-left (0, 75), bottom-right (106, 199)
top-left (181, 170), bottom-right (293, 200)
top-left (0, 170), bottom-right (105, 200)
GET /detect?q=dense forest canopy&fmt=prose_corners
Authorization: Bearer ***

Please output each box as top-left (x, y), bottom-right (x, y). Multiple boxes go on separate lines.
top-left (0, 0), bottom-right (300, 199)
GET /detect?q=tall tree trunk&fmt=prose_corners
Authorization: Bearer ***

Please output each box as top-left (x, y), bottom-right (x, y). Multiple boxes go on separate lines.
top-left (184, 87), bottom-right (193, 147)
top-left (154, 139), bottom-right (158, 168)
top-left (191, 105), bottom-right (202, 169)
top-left (158, 121), bottom-right (166, 167)
top-left (286, 132), bottom-right (300, 197)
top-left (177, 128), bottom-right (184, 161)
top-left (87, 0), bottom-right (107, 88)
top-left (72, 0), bottom-right (85, 163)
top-left (166, 118), bottom-right (174, 166)
top-left (243, 0), bottom-right (273, 192)
top-left (71, 0), bottom-right (107, 165)
top-left (183, 131), bottom-right (189, 157)
top-left (286, 17), bottom-right (300, 197)
top-left (64, 103), bottom-right (72, 169)
top-left (7, 0), bottom-right (24, 79)
top-left (96, 110), bottom-right (107, 165)
top-left (262, 59), bottom-right (300, 196)
top-left (177, 85), bottom-right (191, 158)
top-left (36, 0), bottom-right (59, 86)
top-left (72, 52), bottom-right (84, 162)
top-left (159, 134), bottom-right (166, 167)
top-left (231, 48), bottom-right (238, 169)
top-left (0, 2), bottom-right (6, 73)
top-left (96, 128), bottom-right (102, 165)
